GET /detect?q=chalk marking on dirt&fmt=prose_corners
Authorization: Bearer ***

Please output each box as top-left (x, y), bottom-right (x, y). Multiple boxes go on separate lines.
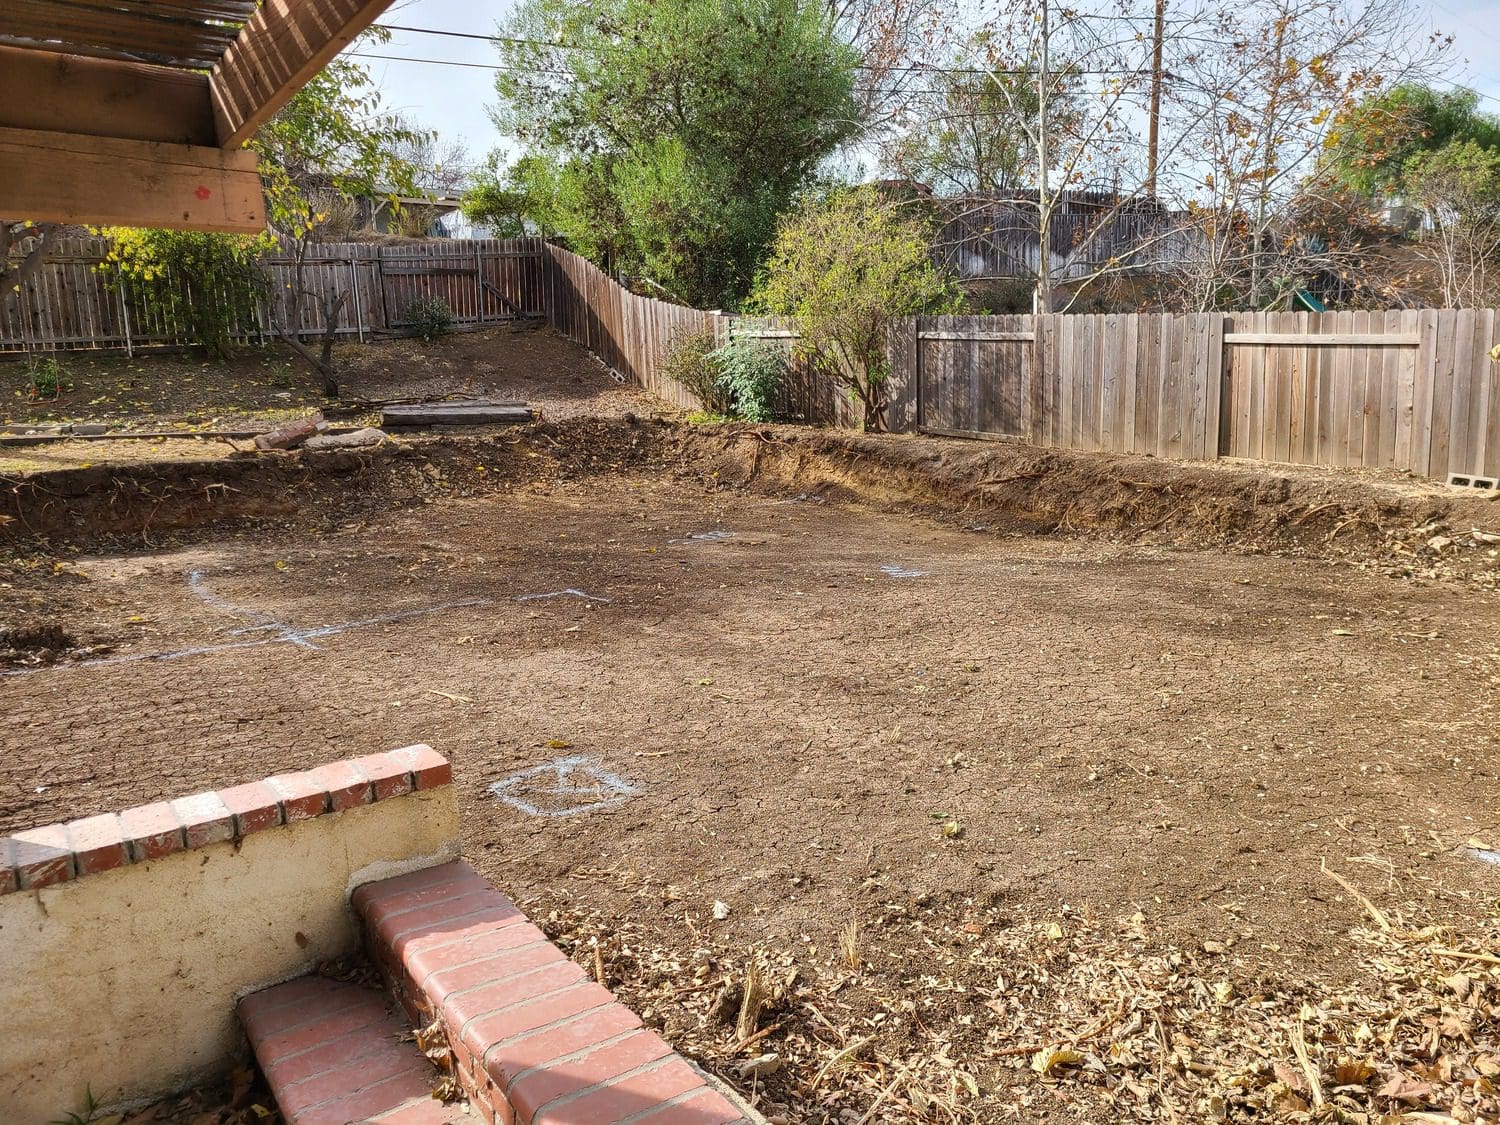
top-left (489, 754), bottom-right (642, 818)
top-left (1469, 847), bottom-right (1500, 867)
top-left (667, 530), bottom-right (737, 545)
top-left (515, 589), bottom-right (613, 603)
top-left (188, 569), bottom-right (316, 648)
top-left (880, 564), bottom-right (928, 579)
top-left (1, 596), bottom-right (492, 679)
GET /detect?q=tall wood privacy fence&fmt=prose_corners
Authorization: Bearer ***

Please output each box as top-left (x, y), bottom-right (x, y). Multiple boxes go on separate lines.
top-left (730, 309), bottom-right (1500, 482)
top-left (5, 236), bottom-right (1498, 481)
top-left (0, 237), bottom-right (547, 352)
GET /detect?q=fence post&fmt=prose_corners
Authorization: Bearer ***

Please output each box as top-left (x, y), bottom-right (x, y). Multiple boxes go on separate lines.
top-left (474, 244), bottom-right (484, 326)
top-left (349, 258), bottom-right (365, 343)
top-left (885, 316), bottom-right (919, 433)
top-left (1028, 314), bottom-right (1046, 444)
top-left (116, 265), bottom-right (134, 359)
top-left (1208, 314), bottom-right (1229, 459)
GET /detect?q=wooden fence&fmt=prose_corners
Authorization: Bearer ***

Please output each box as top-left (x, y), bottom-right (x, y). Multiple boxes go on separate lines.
top-left (909, 310), bottom-right (1500, 481)
top-left (6, 234), bottom-right (1498, 480)
top-left (0, 236), bottom-right (547, 352)
top-left (538, 244), bottom-right (708, 411)
top-left (728, 309), bottom-right (1500, 482)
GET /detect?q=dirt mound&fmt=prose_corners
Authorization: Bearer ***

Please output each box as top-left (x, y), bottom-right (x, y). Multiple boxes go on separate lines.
top-left (1, 619), bottom-right (82, 667)
top-left (677, 425), bottom-right (1500, 586)
top-left (2, 417), bottom-right (1497, 585)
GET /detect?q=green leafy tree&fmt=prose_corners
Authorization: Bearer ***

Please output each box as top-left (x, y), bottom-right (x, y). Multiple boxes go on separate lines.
top-left (490, 0), bottom-right (860, 307)
top-left (889, 60), bottom-right (1079, 195)
top-left (461, 153), bottom-right (562, 238)
top-left (752, 186), bottom-right (961, 431)
top-left (1331, 84), bottom-right (1500, 197)
top-left (1404, 140), bottom-right (1500, 306)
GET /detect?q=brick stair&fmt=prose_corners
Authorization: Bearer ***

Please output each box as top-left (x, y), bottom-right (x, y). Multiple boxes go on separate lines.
top-left (241, 861), bottom-right (752, 1125)
top-left (239, 976), bottom-right (466, 1125)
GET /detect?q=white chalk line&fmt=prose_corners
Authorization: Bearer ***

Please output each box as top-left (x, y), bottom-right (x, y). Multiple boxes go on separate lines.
top-left (515, 588), bottom-right (612, 603)
top-left (667, 530), bottom-right (736, 545)
top-left (880, 564), bottom-right (927, 579)
top-left (489, 754), bottom-right (642, 819)
top-left (189, 569), bottom-right (317, 648)
top-left (2, 594), bottom-right (492, 679)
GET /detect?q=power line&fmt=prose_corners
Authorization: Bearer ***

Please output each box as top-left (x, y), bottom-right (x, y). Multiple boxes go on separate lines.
top-left (360, 24), bottom-right (1500, 108)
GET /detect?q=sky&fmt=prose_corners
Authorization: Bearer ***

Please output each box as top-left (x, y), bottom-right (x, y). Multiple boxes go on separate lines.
top-left (355, 0), bottom-right (1500, 176)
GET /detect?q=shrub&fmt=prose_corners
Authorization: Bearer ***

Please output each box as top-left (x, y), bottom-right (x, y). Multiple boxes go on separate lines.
top-left (404, 296), bottom-right (455, 342)
top-left (102, 229), bottom-right (272, 362)
top-left (708, 336), bottom-right (784, 423)
top-left (661, 327), bottom-right (730, 414)
top-left (752, 186), bottom-right (961, 430)
top-left (23, 355), bottom-right (70, 400)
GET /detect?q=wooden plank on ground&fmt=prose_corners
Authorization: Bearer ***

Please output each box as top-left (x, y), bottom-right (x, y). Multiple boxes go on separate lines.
top-left (382, 401), bottom-right (533, 427)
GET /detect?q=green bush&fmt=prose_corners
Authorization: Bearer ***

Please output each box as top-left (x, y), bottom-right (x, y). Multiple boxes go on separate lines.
top-left (752, 186), bottom-right (961, 430)
top-left (404, 296), bottom-right (455, 342)
top-left (708, 336), bottom-right (784, 423)
top-left (23, 355), bottom-right (70, 400)
top-left (661, 327), bottom-right (730, 414)
top-left (102, 228), bottom-right (271, 362)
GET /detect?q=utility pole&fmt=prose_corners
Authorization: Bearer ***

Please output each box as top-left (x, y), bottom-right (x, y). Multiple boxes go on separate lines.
top-left (1145, 0), bottom-right (1165, 199)
top-left (1035, 0), bottom-right (1053, 315)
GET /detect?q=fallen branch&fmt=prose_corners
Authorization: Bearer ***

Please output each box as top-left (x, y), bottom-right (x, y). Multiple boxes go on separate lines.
top-left (1320, 858), bottom-right (1391, 931)
top-left (1429, 948), bottom-right (1500, 967)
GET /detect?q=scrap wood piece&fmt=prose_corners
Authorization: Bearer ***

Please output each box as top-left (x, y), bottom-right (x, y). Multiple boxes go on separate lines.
top-left (303, 427), bottom-right (387, 451)
top-left (253, 412), bottom-right (324, 451)
top-left (381, 401), bottom-right (533, 428)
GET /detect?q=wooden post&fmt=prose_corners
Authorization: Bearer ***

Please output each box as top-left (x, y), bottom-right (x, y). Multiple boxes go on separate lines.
top-left (349, 257), bottom-right (364, 343)
top-left (117, 266), bottom-right (134, 358)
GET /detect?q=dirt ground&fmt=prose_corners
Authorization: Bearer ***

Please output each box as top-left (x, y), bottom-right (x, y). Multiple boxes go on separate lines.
top-left (2, 428), bottom-right (1497, 1122)
top-left (0, 322), bottom-right (653, 441)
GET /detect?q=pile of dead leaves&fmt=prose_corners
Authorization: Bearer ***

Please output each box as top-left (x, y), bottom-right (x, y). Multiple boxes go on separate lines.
top-left (529, 863), bottom-right (1497, 1124)
top-left (60, 1066), bottom-right (279, 1125)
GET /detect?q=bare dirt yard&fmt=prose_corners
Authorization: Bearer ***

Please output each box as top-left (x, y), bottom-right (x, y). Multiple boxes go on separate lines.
top-left (2, 418), bottom-right (1498, 1123)
top-left (0, 323), bottom-right (654, 473)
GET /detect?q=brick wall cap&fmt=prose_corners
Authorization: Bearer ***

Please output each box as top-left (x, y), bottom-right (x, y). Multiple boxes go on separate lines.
top-left (0, 747), bottom-right (450, 897)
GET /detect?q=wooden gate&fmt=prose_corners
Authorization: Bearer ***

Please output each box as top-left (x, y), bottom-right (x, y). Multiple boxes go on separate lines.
top-left (1220, 311), bottom-right (1424, 470)
top-left (916, 314), bottom-right (1034, 440)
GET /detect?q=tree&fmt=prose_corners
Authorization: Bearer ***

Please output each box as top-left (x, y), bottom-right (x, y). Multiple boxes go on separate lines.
top-left (1331, 84), bottom-right (1500, 197)
top-left (752, 186), bottom-right (961, 431)
top-left (386, 120), bottom-right (474, 236)
top-left (461, 153), bottom-right (541, 238)
top-left (251, 55), bottom-right (425, 395)
top-left (888, 62), bottom-right (1064, 195)
top-left (1157, 0), bottom-right (1447, 310)
top-left (100, 229), bottom-right (273, 361)
top-left (1405, 141), bottom-right (1500, 306)
top-left (490, 0), bottom-right (861, 307)
top-left (1, 221), bottom-right (60, 325)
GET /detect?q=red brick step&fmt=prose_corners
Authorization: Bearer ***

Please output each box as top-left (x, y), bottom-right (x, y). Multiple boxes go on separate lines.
top-left (239, 975), bottom-right (467, 1125)
top-left (354, 860), bottom-right (753, 1125)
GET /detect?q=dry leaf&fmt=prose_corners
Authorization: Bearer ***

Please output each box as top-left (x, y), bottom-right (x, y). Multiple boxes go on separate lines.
top-left (1031, 1045), bottom-right (1085, 1076)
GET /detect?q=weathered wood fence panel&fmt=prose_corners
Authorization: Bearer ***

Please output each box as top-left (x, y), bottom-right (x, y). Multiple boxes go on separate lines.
top-left (1, 237), bottom-right (548, 352)
top-left (537, 245), bottom-right (706, 410)
top-left (903, 308), bottom-right (1497, 480)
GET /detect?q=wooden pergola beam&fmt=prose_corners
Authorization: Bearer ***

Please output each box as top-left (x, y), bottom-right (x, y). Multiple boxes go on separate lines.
top-left (0, 44), bottom-right (217, 146)
top-left (0, 127), bottom-right (265, 232)
top-left (210, 0), bottom-right (395, 149)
